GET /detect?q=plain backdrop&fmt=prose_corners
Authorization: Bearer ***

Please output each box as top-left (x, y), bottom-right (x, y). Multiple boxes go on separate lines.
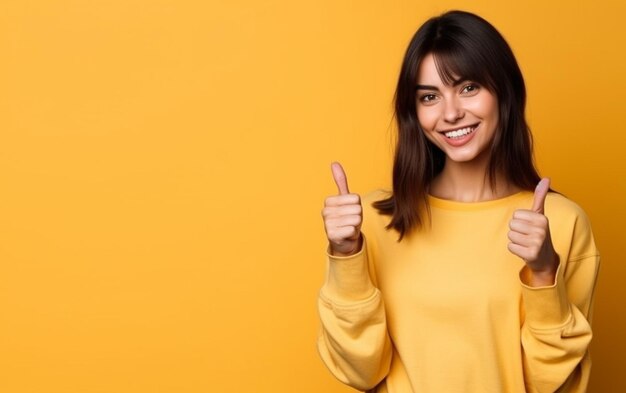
top-left (1, 0), bottom-right (624, 392)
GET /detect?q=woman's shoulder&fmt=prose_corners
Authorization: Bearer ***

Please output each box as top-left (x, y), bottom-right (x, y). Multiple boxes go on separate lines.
top-left (545, 192), bottom-right (590, 221)
top-left (360, 189), bottom-right (393, 230)
top-left (358, 189), bottom-right (398, 247)
top-left (545, 193), bottom-right (600, 265)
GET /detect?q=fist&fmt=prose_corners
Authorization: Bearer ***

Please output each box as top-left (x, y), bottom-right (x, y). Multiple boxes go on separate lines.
top-left (321, 162), bottom-right (363, 256)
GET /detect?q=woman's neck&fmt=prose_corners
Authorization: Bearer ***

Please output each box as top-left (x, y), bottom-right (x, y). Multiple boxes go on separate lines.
top-left (429, 156), bottom-right (520, 202)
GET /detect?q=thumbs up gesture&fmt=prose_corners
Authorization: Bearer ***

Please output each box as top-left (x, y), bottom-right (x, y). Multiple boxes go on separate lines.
top-left (321, 162), bottom-right (363, 257)
top-left (507, 178), bottom-right (559, 286)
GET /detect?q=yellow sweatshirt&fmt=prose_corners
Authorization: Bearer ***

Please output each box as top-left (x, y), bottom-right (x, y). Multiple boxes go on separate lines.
top-left (318, 190), bottom-right (599, 393)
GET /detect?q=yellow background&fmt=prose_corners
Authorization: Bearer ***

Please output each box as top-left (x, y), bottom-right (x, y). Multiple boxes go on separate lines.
top-left (0, 1), bottom-right (624, 392)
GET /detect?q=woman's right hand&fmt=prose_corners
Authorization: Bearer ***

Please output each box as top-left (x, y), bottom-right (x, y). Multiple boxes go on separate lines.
top-left (322, 162), bottom-right (363, 257)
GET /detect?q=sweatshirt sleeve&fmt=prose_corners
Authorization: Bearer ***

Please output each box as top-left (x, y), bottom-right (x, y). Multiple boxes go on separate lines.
top-left (317, 235), bottom-right (393, 391)
top-left (520, 206), bottom-right (600, 393)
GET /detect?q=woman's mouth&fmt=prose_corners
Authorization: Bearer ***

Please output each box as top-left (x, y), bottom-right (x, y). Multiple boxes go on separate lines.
top-left (442, 124), bottom-right (479, 139)
top-left (439, 123), bottom-right (480, 147)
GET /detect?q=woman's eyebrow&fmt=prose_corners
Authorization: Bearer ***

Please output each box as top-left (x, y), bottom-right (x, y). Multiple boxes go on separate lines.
top-left (451, 78), bottom-right (469, 86)
top-left (416, 79), bottom-right (470, 91)
top-left (415, 84), bottom-right (439, 91)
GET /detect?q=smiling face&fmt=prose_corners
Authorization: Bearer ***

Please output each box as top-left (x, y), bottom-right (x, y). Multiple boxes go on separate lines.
top-left (416, 53), bottom-right (499, 165)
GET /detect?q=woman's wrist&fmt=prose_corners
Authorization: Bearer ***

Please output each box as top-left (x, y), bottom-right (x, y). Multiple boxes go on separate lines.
top-left (520, 254), bottom-right (559, 287)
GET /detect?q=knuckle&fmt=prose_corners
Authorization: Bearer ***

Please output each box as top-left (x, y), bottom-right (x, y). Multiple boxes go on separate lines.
top-left (324, 217), bottom-right (336, 228)
top-left (329, 229), bottom-right (345, 241)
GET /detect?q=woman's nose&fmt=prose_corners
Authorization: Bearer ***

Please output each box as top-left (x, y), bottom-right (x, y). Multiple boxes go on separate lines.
top-left (443, 98), bottom-right (464, 123)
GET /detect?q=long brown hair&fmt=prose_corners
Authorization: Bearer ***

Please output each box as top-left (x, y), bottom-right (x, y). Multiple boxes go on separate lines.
top-left (373, 10), bottom-right (541, 240)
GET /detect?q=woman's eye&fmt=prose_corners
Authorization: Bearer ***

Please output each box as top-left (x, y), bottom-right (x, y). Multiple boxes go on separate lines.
top-left (420, 94), bottom-right (437, 103)
top-left (461, 84), bottom-right (479, 94)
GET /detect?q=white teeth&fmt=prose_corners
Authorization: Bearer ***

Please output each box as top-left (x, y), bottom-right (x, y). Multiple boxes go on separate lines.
top-left (444, 126), bottom-right (474, 139)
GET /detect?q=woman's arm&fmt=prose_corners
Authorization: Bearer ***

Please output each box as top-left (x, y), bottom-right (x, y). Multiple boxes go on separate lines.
top-left (317, 163), bottom-right (392, 390)
top-left (520, 253), bottom-right (599, 393)
top-left (317, 238), bottom-right (393, 391)
top-left (510, 186), bottom-right (600, 393)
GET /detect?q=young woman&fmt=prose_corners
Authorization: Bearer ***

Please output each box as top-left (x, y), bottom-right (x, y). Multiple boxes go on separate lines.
top-left (318, 10), bottom-right (599, 393)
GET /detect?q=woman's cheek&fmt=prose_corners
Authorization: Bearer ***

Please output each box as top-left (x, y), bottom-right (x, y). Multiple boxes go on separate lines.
top-left (417, 105), bottom-right (439, 131)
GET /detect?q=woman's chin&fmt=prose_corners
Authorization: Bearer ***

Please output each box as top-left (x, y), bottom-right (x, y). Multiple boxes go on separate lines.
top-left (442, 146), bottom-right (490, 165)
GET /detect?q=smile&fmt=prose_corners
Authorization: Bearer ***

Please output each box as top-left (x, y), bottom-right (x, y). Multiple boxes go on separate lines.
top-left (440, 123), bottom-right (479, 139)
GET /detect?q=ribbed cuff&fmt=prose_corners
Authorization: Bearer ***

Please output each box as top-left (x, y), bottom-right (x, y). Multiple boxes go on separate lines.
top-left (521, 262), bottom-right (571, 329)
top-left (321, 236), bottom-right (376, 303)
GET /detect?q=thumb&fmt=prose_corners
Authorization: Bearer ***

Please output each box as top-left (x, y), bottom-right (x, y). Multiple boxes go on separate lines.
top-left (330, 161), bottom-right (350, 195)
top-left (532, 178), bottom-right (550, 214)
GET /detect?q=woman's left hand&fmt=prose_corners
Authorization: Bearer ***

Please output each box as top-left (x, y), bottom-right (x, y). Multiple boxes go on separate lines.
top-left (507, 178), bottom-right (559, 287)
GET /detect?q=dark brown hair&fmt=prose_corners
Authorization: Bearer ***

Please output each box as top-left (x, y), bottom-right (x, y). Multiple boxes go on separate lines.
top-left (373, 10), bottom-right (541, 240)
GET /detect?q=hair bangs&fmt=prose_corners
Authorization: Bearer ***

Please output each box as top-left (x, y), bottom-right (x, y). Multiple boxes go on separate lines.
top-left (431, 46), bottom-right (495, 91)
